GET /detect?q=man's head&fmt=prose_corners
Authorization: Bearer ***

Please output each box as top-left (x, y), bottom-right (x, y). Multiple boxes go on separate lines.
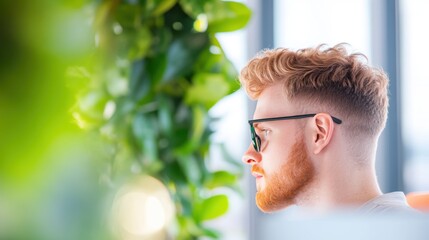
top-left (240, 44), bottom-right (389, 212)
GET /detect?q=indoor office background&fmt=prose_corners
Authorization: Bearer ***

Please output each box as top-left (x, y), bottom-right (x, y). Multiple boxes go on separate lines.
top-left (212, 0), bottom-right (429, 239)
top-left (1, 0), bottom-right (428, 240)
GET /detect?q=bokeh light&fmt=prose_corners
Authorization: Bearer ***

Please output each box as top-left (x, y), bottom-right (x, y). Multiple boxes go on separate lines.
top-left (111, 176), bottom-right (175, 240)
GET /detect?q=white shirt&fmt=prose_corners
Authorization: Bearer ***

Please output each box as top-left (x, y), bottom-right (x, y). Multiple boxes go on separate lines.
top-left (358, 191), bottom-right (417, 215)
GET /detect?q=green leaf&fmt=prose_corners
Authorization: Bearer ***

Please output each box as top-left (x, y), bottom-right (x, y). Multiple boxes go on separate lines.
top-left (129, 59), bottom-right (151, 101)
top-left (146, 53), bottom-right (167, 86)
top-left (177, 215), bottom-right (204, 238)
top-left (150, 0), bottom-right (177, 16)
top-left (148, 28), bottom-right (172, 55)
top-left (162, 32), bottom-right (210, 82)
top-left (106, 68), bottom-right (129, 97)
top-left (219, 56), bottom-right (240, 92)
top-left (190, 106), bottom-right (206, 144)
top-left (129, 54), bottom-right (167, 102)
top-left (132, 113), bottom-right (159, 164)
top-left (109, 97), bottom-right (135, 121)
top-left (194, 47), bottom-right (223, 72)
top-left (117, 26), bottom-right (151, 60)
top-left (205, 170), bottom-right (237, 189)
top-left (201, 227), bottom-right (220, 238)
top-left (194, 42), bottom-right (240, 93)
top-left (129, 26), bottom-right (152, 60)
top-left (164, 162), bottom-right (187, 187)
top-left (207, 1), bottom-right (252, 33)
top-left (179, 0), bottom-right (206, 18)
top-left (177, 155), bottom-right (202, 183)
top-left (78, 91), bottom-right (107, 116)
top-left (74, 90), bottom-right (109, 128)
top-left (185, 73), bottom-right (231, 109)
top-left (115, 3), bottom-right (141, 28)
top-left (179, 0), bottom-right (251, 33)
top-left (199, 195), bottom-right (228, 221)
top-left (157, 96), bottom-right (173, 135)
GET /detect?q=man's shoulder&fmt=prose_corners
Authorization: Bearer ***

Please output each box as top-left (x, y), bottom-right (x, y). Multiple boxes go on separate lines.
top-left (358, 191), bottom-right (420, 215)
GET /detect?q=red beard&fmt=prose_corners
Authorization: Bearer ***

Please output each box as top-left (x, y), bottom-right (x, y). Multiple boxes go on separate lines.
top-left (253, 139), bottom-right (315, 212)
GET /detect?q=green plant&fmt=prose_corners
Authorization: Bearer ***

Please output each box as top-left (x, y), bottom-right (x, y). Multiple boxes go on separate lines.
top-left (72, 0), bottom-right (251, 239)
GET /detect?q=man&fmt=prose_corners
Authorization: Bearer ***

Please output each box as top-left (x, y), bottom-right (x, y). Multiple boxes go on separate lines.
top-left (239, 44), bottom-right (413, 214)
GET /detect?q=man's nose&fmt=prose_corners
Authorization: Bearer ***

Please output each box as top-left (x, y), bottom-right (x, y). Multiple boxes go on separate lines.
top-left (242, 143), bottom-right (261, 165)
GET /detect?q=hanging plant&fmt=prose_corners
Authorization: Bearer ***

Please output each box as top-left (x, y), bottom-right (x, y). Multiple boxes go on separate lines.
top-left (71, 0), bottom-right (251, 239)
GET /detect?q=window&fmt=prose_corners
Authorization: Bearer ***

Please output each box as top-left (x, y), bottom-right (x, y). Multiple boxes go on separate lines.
top-left (400, 0), bottom-right (429, 192)
top-left (274, 0), bottom-right (371, 55)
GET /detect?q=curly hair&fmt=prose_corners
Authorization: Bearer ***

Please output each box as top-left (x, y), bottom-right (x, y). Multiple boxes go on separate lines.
top-left (239, 44), bottom-right (389, 136)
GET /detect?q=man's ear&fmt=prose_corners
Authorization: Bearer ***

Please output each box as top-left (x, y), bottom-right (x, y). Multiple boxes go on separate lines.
top-left (309, 113), bottom-right (335, 154)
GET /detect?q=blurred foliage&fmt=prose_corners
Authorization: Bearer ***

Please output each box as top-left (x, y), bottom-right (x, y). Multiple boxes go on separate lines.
top-left (0, 1), bottom-right (106, 240)
top-left (71, 0), bottom-right (251, 239)
top-left (0, 0), bottom-right (250, 239)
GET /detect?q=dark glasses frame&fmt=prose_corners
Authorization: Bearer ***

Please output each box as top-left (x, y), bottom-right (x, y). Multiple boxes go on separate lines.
top-left (248, 114), bottom-right (342, 152)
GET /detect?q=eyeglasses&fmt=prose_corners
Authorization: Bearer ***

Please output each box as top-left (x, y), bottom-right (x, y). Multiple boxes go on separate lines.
top-left (248, 114), bottom-right (342, 152)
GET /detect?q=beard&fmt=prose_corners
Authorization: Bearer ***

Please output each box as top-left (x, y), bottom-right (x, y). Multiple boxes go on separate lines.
top-left (253, 139), bottom-right (315, 212)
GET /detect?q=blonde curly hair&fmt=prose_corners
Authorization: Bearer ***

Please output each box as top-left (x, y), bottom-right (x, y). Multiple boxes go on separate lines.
top-left (239, 44), bottom-right (389, 136)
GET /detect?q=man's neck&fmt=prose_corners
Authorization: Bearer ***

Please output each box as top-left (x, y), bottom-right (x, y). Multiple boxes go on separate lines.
top-left (296, 162), bottom-right (382, 212)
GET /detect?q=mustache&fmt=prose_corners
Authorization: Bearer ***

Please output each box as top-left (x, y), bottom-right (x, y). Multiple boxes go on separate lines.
top-left (251, 165), bottom-right (265, 175)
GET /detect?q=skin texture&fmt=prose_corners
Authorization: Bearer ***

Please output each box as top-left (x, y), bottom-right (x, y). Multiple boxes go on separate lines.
top-left (242, 83), bottom-right (382, 213)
